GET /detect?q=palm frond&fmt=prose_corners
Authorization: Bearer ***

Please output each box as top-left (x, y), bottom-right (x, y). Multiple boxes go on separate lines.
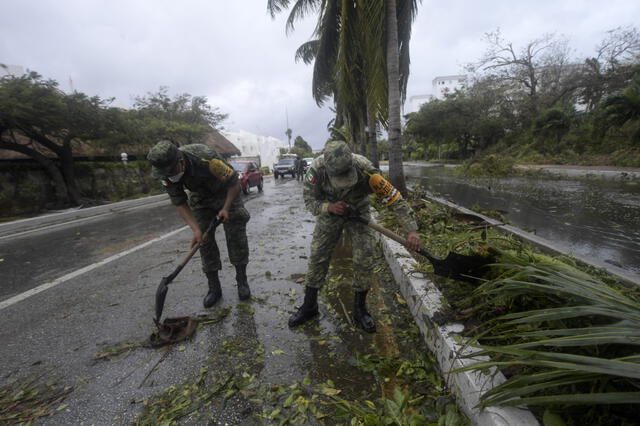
top-left (454, 253), bottom-right (640, 407)
top-left (295, 40), bottom-right (320, 64)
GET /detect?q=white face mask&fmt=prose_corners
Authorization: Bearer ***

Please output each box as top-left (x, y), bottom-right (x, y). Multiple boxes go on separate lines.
top-left (167, 171), bottom-right (184, 183)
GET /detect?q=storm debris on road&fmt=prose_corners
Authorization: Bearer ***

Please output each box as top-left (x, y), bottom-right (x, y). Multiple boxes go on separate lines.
top-left (0, 371), bottom-right (73, 424)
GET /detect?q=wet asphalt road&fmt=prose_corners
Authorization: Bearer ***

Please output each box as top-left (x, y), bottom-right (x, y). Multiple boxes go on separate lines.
top-left (0, 176), bottom-right (423, 424)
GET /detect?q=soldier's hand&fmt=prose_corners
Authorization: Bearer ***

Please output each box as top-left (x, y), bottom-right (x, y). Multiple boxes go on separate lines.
top-left (328, 201), bottom-right (349, 216)
top-left (191, 228), bottom-right (204, 248)
top-left (405, 231), bottom-right (421, 252)
top-left (217, 208), bottom-right (230, 223)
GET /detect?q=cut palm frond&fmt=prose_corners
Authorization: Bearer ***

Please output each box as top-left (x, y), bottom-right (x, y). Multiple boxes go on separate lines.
top-left (454, 249), bottom-right (640, 407)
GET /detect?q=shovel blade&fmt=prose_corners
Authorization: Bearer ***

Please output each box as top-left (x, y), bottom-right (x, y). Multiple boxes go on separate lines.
top-left (430, 252), bottom-right (492, 283)
top-left (154, 277), bottom-right (170, 323)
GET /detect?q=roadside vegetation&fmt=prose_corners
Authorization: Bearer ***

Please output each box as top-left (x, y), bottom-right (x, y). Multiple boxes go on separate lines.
top-left (404, 27), bottom-right (640, 169)
top-left (378, 188), bottom-right (640, 425)
top-left (0, 74), bottom-right (228, 210)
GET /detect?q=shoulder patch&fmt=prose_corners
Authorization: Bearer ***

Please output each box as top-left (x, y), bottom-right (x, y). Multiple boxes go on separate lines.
top-left (369, 173), bottom-right (401, 206)
top-left (305, 167), bottom-right (316, 184)
top-left (208, 158), bottom-right (234, 181)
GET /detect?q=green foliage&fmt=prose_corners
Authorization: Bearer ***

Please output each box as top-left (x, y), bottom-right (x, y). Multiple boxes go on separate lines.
top-left (456, 254), bottom-right (640, 413)
top-left (0, 371), bottom-right (73, 424)
top-left (458, 154), bottom-right (516, 178)
top-left (532, 107), bottom-right (572, 153)
top-left (404, 30), bottom-right (640, 165)
top-left (293, 135), bottom-right (313, 155)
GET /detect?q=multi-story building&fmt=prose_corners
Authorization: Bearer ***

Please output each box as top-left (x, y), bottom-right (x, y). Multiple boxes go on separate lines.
top-left (408, 74), bottom-right (468, 113)
top-left (432, 74), bottom-right (467, 100)
top-left (222, 130), bottom-right (287, 172)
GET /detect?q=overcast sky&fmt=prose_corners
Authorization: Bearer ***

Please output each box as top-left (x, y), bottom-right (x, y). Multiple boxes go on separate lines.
top-left (1, 0), bottom-right (638, 149)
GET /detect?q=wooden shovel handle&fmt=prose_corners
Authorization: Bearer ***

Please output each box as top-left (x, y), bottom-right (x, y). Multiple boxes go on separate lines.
top-left (353, 216), bottom-right (438, 262)
top-left (176, 217), bottom-right (220, 267)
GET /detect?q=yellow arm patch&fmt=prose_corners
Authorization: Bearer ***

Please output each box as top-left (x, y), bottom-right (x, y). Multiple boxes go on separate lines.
top-left (208, 158), bottom-right (234, 182)
top-left (368, 173), bottom-right (401, 206)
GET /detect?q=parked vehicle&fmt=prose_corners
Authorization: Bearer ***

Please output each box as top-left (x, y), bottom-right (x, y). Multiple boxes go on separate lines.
top-left (303, 157), bottom-right (314, 173)
top-left (273, 158), bottom-right (297, 179)
top-left (229, 160), bottom-right (263, 194)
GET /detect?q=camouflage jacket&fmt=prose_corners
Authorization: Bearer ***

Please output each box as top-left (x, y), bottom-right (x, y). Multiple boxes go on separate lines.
top-left (303, 154), bottom-right (418, 232)
top-left (159, 144), bottom-right (239, 208)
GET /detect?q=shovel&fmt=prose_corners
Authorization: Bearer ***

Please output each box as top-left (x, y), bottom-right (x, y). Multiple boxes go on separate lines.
top-left (350, 215), bottom-right (492, 282)
top-left (154, 216), bottom-right (222, 325)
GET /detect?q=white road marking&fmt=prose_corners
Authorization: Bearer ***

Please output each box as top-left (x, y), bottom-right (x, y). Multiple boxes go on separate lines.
top-left (0, 198), bottom-right (170, 242)
top-left (0, 226), bottom-right (189, 312)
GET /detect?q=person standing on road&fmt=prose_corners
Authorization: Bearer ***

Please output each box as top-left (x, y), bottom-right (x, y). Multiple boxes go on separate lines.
top-left (147, 140), bottom-right (251, 307)
top-left (289, 140), bottom-right (421, 332)
top-left (295, 156), bottom-right (305, 181)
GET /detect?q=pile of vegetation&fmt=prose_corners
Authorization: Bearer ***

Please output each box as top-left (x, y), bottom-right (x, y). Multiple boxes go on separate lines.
top-left (0, 371), bottom-right (73, 424)
top-left (379, 189), bottom-right (640, 425)
top-left (404, 27), bottom-right (640, 167)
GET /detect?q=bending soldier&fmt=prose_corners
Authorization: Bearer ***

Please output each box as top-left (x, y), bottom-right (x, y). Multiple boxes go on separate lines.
top-left (147, 140), bottom-right (251, 307)
top-left (289, 141), bottom-right (421, 332)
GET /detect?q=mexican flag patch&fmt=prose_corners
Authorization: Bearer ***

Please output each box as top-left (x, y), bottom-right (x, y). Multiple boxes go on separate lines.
top-left (306, 168), bottom-right (316, 184)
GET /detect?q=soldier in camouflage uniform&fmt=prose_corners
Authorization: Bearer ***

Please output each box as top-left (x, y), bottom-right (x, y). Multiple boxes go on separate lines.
top-left (289, 140), bottom-right (421, 332)
top-left (147, 140), bottom-right (251, 307)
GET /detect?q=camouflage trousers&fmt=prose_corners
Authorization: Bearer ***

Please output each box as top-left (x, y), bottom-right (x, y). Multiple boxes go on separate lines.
top-left (191, 199), bottom-right (250, 273)
top-left (304, 213), bottom-right (376, 291)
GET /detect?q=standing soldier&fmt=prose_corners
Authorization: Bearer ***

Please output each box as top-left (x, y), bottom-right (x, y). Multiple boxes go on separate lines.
top-left (295, 156), bottom-right (305, 181)
top-left (147, 140), bottom-right (251, 307)
top-left (289, 141), bottom-right (421, 332)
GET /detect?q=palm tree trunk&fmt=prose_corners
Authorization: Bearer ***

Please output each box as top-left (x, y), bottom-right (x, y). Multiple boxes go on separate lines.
top-left (385, 0), bottom-right (407, 194)
top-left (367, 102), bottom-right (379, 168)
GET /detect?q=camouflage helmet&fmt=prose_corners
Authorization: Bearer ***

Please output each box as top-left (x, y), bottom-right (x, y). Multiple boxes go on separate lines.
top-left (324, 140), bottom-right (357, 188)
top-left (147, 140), bottom-right (180, 176)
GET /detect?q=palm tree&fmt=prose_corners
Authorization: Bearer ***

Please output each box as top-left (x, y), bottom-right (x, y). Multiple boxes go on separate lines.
top-left (285, 127), bottom-right (293, 151)
top-left (268, 0), bottom-right (419, 179)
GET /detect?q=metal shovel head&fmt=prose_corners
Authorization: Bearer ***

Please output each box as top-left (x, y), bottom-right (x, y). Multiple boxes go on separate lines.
top-left (154, 277), bottom-right (170, 324)
top-left (429, 251), bottom-right (492, 283)
top-left (149, 316), bottom-right (198, 348)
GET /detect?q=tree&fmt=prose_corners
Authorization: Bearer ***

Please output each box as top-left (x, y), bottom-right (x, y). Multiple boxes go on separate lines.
top-left (579, 27), bottom-right (640, 111)
top-left (602, 73), bottom-right (640, 143)
top-left (0, 73), bottom-right (110, 206)
top-left (532, 107), bottom-right (572, 152)
top-left (268, 0), bottom-right (418, 185)
top-left (294, 135), bottom-right (313, 153)
top-left (132, 87), bottom-right (227, 145)
top-left (471, 30), bottom-right (577, 125)
top-left (285, 127), bottom-right (292, 151)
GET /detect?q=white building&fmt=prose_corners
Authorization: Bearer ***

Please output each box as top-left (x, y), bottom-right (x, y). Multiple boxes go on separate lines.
top-left (222, 130), bottom-right (287, 171)
top-left (408, 94), bottom-right (434, 113)
top-left (407, 74), bottom-right (468, 113)
top-left (432, 74), bottom-right (467, 100)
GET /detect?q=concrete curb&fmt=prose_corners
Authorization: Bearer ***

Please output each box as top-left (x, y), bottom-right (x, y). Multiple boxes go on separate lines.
top-left (0, 194), bottom-right (170, 238)
top-left (376, 233), bottom-right (539, 426)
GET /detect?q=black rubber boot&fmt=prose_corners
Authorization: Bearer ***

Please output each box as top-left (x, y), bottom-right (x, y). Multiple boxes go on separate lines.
top-left (288, 287), bottom-right (319, 327)
top-left (353, 290), bottom-right (376, 333)
top-left (203, 271), bottom-right (222, 308)
top-left (235, 264), bottom-right (251, 301)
